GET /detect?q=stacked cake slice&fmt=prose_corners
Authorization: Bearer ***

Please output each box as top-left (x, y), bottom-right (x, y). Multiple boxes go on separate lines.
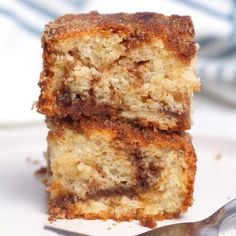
top-left (37, 12), bottom-right (200, 225)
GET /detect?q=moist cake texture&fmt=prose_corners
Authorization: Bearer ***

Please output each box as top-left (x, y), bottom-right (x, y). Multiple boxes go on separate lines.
top-left (46, 118), bottom-right (196, 222)
top-left (38, 12), bottom-right (200, 131)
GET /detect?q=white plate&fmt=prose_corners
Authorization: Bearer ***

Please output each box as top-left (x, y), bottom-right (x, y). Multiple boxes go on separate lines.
top-left (0, 123), bottom-right (236, 236)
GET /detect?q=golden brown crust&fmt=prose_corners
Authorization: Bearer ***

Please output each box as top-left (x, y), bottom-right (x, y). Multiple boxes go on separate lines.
top-left (48, 198), bottom-right (182, 224)
top-left (47, 117), bottom-right (192, 150)
top-left (48, 180), bottom-right (194, 226)
top-left (43, 12), bottom-right (196, 62)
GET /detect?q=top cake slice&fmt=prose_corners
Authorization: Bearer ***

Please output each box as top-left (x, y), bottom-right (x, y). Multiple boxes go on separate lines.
top-left (37, 12), bottom-right (200, 130)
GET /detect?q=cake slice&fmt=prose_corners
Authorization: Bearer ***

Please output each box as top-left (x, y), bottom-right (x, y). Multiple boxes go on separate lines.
top-left (37, 12), bottom-right (200, 131)
top-left (46, 118), bottom-right (196, 224)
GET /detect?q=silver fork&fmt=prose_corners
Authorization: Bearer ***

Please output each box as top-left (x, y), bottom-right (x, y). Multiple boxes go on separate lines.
top-left (137, 198), bottom-right (236, 236)
top-left (45, 198), bottom-right (236, 236)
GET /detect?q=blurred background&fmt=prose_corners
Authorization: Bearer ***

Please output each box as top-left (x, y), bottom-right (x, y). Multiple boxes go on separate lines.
top-left (0, 1), bottom-right (236, 235)
top-left (0, 0), bottom-right (236, 138)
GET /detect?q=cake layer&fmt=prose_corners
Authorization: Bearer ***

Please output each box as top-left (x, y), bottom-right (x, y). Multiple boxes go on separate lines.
top-left (37, 12), bottom-right (200, 130)
top-left (46, 118), bottom-right (196, 223)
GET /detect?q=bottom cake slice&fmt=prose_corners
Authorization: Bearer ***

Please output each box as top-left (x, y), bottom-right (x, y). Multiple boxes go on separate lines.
top-left (46, 119), bottom-right (196, 225)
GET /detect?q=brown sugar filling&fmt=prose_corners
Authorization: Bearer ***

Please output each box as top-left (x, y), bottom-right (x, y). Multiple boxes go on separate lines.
top-left (130, 147), bottom-right (162, 189)
top-left (56, 87), bottom-right (189, 130)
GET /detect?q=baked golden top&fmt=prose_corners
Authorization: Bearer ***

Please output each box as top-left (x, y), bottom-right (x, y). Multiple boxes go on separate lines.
top-left (47, 117), bottom-right (194, 153)
top-left (43, 12), bottom-right (196, 62)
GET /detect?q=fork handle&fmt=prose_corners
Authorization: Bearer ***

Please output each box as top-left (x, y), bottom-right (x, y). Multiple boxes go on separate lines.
top-left (207, 198), bottom-right (236, 226)
top-left (219, 198), bottom-right (236, 224)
